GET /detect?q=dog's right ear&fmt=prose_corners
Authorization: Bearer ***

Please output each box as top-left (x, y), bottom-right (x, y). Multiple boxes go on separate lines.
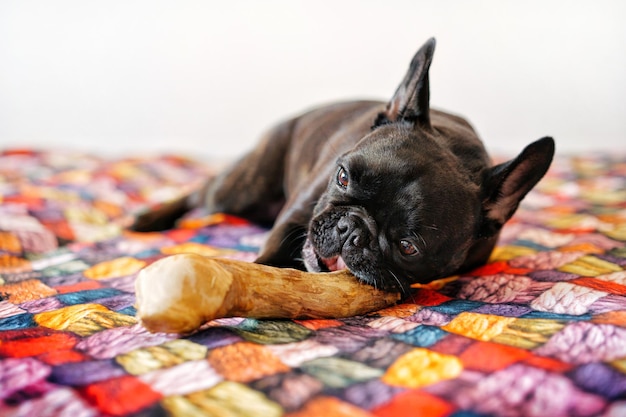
top-left (479, 137), bottom-right (555, 237)
top-left (374, 37), bottom-right (436, 128)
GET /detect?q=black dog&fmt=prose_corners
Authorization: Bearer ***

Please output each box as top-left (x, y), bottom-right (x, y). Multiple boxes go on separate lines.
top-left (133, 38), bottom-right (555, 292)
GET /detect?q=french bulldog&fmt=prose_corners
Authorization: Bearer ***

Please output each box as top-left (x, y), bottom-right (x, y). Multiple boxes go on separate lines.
top-left (133, 38), bottom-right (555, 292)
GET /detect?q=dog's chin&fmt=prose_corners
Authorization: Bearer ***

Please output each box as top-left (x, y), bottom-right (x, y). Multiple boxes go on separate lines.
top-left (302, 238), bottom-right (347, 273)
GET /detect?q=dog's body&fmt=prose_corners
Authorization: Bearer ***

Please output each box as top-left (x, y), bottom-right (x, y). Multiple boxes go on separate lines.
top-left (133, 38), bottom-right (555, 292)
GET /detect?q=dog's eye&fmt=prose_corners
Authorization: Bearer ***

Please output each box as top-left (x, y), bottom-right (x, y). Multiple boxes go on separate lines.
top-left (399, 240), bottom-right (419, 256)
top-left (337, 167), bottom-right (349, 188)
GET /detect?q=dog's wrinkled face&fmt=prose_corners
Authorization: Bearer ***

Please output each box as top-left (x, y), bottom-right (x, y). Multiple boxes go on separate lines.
top-left (302, 123), bottom-right (482, 291)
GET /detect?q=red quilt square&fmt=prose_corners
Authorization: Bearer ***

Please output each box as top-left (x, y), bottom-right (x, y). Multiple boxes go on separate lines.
top-left (38, 349), bottom-right (89, 365)
top-left (0, 330), bottom-right (78, 358)
top-left (373, 390), bottom-right (455, 417)
top-left (55, 280), bottom-right (103, 294)
top-left (410, 289), bottom-right (452, 307)
top-left (523, 355), bottom-right (573, 373)
top-left (459, 341), bottom-right (532, 372)
top-left (79, 375), bottom-right (162, 416)
top-left (468, 261), bottom-right (509, 276)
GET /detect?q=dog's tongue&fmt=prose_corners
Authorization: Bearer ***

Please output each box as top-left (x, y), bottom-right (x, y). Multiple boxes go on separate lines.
top-left (322, 255), bottom-right (347, 272)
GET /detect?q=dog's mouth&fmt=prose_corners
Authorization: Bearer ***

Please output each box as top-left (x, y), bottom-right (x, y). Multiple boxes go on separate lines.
top-left (302, 238), bottom-right (348, 273)
top-left (319, 254), bottom-right (348, 272)
top-left (302, 236), bottom-right (407, 292)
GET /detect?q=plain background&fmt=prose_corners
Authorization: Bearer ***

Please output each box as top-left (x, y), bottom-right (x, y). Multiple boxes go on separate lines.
top-left (1, 0), bottom-right (625, 160)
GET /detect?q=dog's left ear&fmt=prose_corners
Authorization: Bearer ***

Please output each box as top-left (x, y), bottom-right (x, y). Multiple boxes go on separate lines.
top-left (480, 137), bottom-right (555, 236)
top-left (374, 37), bottom-right (436, 128)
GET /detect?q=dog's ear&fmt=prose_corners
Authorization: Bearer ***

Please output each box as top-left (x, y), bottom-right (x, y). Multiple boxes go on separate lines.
top-left (374, 37), bottom-right (436, 128)
top-left (480, 137), bottom-right (555, 236)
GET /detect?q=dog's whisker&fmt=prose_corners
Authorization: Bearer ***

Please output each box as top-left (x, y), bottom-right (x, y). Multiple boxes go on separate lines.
top-left (371, 277), bottom-right (379, 291)
top-left (387, 268), bottom-right (408, 295)
top-left (275, 228), bottom-right (310, 263)
top-left (413, 231), bottom-right (427, 249)
top-left (278, 227), bottom-right (305, 246)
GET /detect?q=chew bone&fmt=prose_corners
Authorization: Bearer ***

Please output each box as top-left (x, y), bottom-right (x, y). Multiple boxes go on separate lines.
top-left (135, 253), bottom-right (400, 333)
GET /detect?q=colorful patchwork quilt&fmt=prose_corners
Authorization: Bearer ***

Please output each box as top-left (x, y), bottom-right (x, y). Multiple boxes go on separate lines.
top-left (0, 148), bottom-right (625, 417)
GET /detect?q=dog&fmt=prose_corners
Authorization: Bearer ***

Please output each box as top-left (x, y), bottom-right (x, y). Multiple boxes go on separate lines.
top-left (133, 38), bottom-right (555, 292)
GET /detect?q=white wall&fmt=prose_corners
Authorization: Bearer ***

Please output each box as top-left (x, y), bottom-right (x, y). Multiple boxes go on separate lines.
top-left (1, 0), bottom-right (625, 160)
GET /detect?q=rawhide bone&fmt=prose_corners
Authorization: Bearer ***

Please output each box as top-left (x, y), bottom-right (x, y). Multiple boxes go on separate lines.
top-left (135, 253), bottom-right (401, 333)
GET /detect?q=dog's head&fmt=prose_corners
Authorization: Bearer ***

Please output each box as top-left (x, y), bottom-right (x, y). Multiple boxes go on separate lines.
top-left (302, 38), bottom-right (555, 291)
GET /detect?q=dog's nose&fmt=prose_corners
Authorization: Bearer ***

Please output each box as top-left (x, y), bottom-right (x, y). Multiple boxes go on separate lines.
top-left (337, 215), bottom-right (366, 248)
top-left (337, 217), bottom-right (350, 235)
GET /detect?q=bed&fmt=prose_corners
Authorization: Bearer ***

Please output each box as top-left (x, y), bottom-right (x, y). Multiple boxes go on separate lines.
top-left (1, 148), bottom-right (624, 416)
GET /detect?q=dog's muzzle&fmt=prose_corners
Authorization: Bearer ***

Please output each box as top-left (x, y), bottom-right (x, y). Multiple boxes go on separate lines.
top-left (303, 208), bottom-right (377, 274)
